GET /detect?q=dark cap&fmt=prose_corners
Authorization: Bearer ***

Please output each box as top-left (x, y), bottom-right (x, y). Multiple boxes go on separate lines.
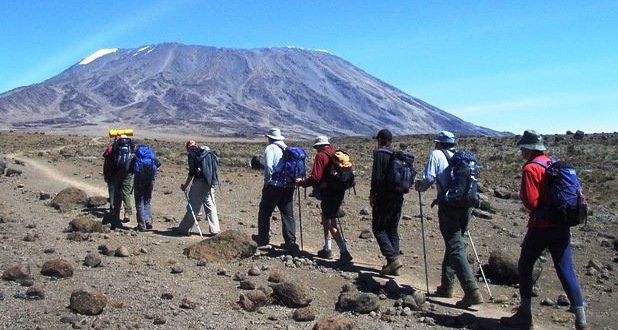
top-left (373, 128), bottom-right (393, 141)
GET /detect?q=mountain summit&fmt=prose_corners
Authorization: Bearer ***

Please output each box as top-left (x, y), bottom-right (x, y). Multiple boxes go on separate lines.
top-left (0, 43), bottom-right (496, 137)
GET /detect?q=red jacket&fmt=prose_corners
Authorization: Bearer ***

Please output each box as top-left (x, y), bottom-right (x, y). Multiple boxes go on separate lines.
top-left (299, 145), bottom-right (335, 188)
top-left (519, 154), bottom-right (554, 228)
top-left (102, 145), bottom-right (115, 182)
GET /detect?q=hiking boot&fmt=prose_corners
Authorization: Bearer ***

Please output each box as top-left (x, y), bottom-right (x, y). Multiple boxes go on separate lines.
top-left (434, 285), bottom-right (454, 298)
top-left (285, 243), bottom-right (301, 257)
top-left (380, 258), bottom-right (403, 276)
top-left (575, 324), bottom-right (591, 330)
top-left (337, 251), bottom-right (353, 265)
top-left (134, 225), bottom-right (146, 232)
top-left (317, 248), bottom-right (334, 259)
top-left (455, 289), bottom-right (484, 308)
top-left (500, 308), bottom-right (533, 329)
top-left (146, 224), bottom-right (153, 230)
top-left (251, 234), bottom-right (270, 247)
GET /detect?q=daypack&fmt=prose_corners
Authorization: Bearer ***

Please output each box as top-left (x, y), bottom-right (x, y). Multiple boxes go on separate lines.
top-left (132, 145), bottom-right (157, 182)
top-left (325, 149), bottom-right (355, 191)
top-left (271, 146), bottom-right (306, 186)
top-left (112, 137), bottom-right (132, 171)
top-left (196, 148), bottom-right (220, 187)
top-left (442, 150), bottom-right (480, 208)
top-left (380, 149), bottom-right (416, 194)
top-left (532, 159), bottom-right (588, 227)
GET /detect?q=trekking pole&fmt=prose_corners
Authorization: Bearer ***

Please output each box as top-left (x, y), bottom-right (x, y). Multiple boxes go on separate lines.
top-left (466, 230), bottom-right (493, 298)
top-left (335, 217), bottom-right (346, 242)
top-left (418, 190), bottom-right (430, 293)
top-left (183, 190), bottom-right (203, 238)
top-left (297, 185), bottom-right (303, 251)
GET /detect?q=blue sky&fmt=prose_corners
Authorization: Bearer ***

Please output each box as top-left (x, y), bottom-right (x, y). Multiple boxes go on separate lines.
top-left (1, 1), bottom-right (616, 134)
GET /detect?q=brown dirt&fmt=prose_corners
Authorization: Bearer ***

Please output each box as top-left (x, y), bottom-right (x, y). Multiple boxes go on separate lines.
top-left (0, 130), bottom-right (616, 329)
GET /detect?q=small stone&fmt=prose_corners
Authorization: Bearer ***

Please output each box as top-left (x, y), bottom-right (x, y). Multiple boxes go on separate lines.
top-left (359, 229), bottom-right (373, 239)
top-left (25, 286), bottom-right (45, 300)
top-left (492, 295), bottom-right (509, 303)
top-left (248, 265), bottom-right (261, 276)
top-left (360, 208), bottom-right (370, 215)
top-left (171, 266), bottom-right (183, 274)
top-left (114, 246), bottom-right (130, 257)
top-left (153, 316), bottom-right (166, 325)
top-left (84, 254), bottom-right (101, 268)
top-left (239, 280), bottom-right (256, 290)
top-left (216, 268), bottom-right (228, 275)
top-left (292, 307), bottom-right (316, 322)
top-left (140, 247), bottom-right (148, 254)
top-left (160, 293), bottom-right (173, 300)
top-left (556, 294), bottom-right (570, 306)
top-left (180, 298), bottom-right (197, 309)
top-left (540, 298), bottom-right (554, 306)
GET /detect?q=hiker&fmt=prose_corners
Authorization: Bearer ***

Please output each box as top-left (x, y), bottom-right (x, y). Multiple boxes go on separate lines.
top-left (369, 129), bottom-right (404, 275)
top-left (176, 140), bottom-right (220, 236)
top-left (296, 135), bottom-right (353, 265)
top-left (109, 135), bottom-right (135, 229)
top-left (414, 131), bottom-right (483, 308)
top-left (254, 128), bottom-right (299, 255)
top-left (129, 144), bottom-right (161, 232)
top-left (500, 130), bottom-right (589, 330)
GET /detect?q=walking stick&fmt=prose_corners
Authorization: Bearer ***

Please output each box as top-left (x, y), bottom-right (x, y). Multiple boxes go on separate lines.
top-left (418, 191), bottom-right (430, 293)
top-left (183, 190), bottom-right (203, 238)
top-left (466, 230), bottom-right (493, 299)
top-left (297, 186), bottom-right (303, 251)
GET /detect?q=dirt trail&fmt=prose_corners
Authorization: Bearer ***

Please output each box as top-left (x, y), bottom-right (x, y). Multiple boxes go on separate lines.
top-left (12, 155), bottom-right (106, 196)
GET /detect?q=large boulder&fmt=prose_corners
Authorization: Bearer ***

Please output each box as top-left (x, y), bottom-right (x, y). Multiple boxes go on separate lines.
top-left (182, 230), bottom-right (256, 262)
top-left (2, 263), bottom-right (31, 281)
top-left (69, 217), bottom-right (108, 233)
top-left (50, 187), bottom-right (88, 212)
top-left (337, 291), bottom-right (380, 314)
top-left (485, 248), bottom-right (543, 285)
top-left (271, 281), bottom-right (312, 308)
top-left (69, 289), bottom-right (107, 315)
top-left (40, 259), bottom-right (74, 278)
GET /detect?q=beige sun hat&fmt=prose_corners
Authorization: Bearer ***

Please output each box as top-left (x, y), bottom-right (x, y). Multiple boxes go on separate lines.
top-left (517, 130), bottom-right (546, 151)
top-left (313, 135), bottom-right (330, 147)
top-left (265, 128), bottom-right (285, 140)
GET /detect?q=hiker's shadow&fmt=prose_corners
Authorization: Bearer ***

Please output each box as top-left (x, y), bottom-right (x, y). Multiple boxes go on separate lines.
top-left (420, 310), bottom-right (505, 329)
top-left (81, 207), bottom-right (108, 219)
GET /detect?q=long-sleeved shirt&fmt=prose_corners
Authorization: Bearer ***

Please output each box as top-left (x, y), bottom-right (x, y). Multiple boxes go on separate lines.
top-left (520, 153), bottom-right (553, 228)
top-left (264, 140), bottom-right (287, 186)
top-left (370, 147), bottom-right (391, 197)
top-left (417, 148), bottom-right (453, 198)
top-left (299, 145), bottom-right (335, 188)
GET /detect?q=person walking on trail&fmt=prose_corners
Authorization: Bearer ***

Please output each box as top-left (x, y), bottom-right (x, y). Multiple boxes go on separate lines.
top-left (254, 128), bottom-right (299, 256)
top-left (176, 140), bottom-right (220, 236)
top-left (414, 131), bottom-right (483, 308)
top-left (102, 136), bottom-right (132, 220)
top-left (500, 130), bottom-right (589, 330)
top-left (108, 135), bottom-right (135, 229)
top-left (296, 135), bottom-right (353, 265)
top-left (129, 144), bottom-right (161, 232)
top-left (369, 129), bottom-right (404, 276)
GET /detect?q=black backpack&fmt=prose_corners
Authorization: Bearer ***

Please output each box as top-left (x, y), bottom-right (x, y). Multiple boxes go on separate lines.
top-left (196, 148), bottom-right (220, 187)
top-left (380, 149), bottom-right (416, 194)
top-left (112, 137), bottom-right (132, 171)
top-left (441, 150), bottom-right (480, 208)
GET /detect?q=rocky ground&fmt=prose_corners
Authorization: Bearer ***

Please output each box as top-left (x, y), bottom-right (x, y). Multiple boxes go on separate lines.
top-left (0, 130), bottom-right (616, 330)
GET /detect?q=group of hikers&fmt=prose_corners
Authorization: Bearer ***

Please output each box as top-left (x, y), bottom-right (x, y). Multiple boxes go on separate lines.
top-left (101, 127), bottom-right (589, 330)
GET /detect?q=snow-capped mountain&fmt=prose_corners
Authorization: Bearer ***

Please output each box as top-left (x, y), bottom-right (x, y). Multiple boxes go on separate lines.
top-left (0, 42), bottom-right (498, 137)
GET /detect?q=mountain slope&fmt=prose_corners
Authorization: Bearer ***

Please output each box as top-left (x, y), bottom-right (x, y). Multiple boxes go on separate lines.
top-left (0, 43), bottom-right (497, 137)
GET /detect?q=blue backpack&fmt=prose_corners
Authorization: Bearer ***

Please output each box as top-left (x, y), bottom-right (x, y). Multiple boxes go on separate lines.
top-left (132, 145), bottom-right (157, 182)
top-left (271, 146), bottom-right (306, 187)
top-left (532, 159), bottom-right (588, 227)
top-left (442, 150), bottom-right (480, 208)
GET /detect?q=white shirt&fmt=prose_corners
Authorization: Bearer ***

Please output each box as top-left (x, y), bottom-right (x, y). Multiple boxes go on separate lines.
top-left (418, 148), bottom-right (453, 197)
top-left (263, 140), bottom-right (287, 186)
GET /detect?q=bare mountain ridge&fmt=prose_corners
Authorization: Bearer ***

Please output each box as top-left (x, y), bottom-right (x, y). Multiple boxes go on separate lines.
top-left (0, 43), bottom-right (498, 137)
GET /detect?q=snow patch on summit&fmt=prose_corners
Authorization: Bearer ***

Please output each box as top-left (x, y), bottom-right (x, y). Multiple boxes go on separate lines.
top-left (79, 48), bottom-right (118, 65)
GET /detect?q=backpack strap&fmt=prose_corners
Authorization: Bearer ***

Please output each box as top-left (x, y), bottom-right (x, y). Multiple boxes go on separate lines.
top-left (437, 149), bottom-right (454, 193)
